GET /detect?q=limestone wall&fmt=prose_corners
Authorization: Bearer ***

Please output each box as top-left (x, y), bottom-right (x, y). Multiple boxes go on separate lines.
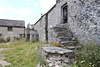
top-left (0, 27), bottom-right (25, 41)
top-left (68, 0), bottom-right (100, 44)
top-left (48, 0), bottom-right (69, 43)
top-left (34, 15), bottom-right (46, 42)
top-left (48, 0), bottom-right (100, 44)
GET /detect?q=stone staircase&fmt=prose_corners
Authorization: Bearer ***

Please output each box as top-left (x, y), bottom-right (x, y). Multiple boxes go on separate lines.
top-left (37, 24), bottom-right (81, 67)
top-left (53, 24), bottom-right (81, 50)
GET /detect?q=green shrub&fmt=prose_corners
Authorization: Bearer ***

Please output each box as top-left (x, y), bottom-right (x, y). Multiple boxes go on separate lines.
top-left (14, 37), bottom-right (20, 41)
top-left (36, 47), bottom-right (47, 67)
top-left (0, 38), bottom-right (5, 43)
top-left (50, 41), bottom-right (61, 47)
top-left (73, 44), bottom-right (100, 67)
top-left (6, 37), bottom-right (10, 42)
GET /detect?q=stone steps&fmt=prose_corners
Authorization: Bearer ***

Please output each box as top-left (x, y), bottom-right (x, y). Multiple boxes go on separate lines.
top-left (57, 32), bottom-right (72, 37)
top-left (58, 37), bottom-right (72, 41)
top-left (54, 29), bottom-right (67, 32)
top-left (53, 24), bottom-right (80, 48)
top-left (67, 46), bottom-right (82, 50)
top-left (60, 41), bottom-right (78, 46)
top-left (53, 27), bottom-right (67, 29)
top-left (40, 24), bottom-right (81, 66)
top-left (55, 24), bottom-right (68, 28)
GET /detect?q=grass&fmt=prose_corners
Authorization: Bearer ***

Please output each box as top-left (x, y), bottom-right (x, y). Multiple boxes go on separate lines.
top-left (72, 43), bottom-right (100, 67)
top-left (0, 38), bottom-right (6, 43)
top-left (0, 38), bottom-right (42, 67)
top-left (50, 41), bottom-right (61, 47)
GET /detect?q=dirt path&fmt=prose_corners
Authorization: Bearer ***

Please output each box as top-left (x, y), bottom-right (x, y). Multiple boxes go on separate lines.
top-left (0, 48), bottom-right (11, 67)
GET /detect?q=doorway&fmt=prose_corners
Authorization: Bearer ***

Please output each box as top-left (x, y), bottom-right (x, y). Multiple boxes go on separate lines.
top-left (27, 34), bottom-right (30, 40)
top-left (62, 3), bottom-right (68, 24)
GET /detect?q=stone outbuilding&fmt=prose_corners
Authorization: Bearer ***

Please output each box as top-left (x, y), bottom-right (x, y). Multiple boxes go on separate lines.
top-left (34, 14), bottom-right (48, 42)
top-left (25, 29), bottom-right (38, 42)
top-left (0, 19), bottom-right (25, 41)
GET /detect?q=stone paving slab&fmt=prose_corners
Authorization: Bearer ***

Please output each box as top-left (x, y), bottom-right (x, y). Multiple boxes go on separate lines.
top-left (41, 47), bottom-right (75, 67)
top-left (0, 48), bottom-right (11, 67)
top-left (42, 47), bottom-right (74, 54)
top-left (0, 60), bottom-right (11, 67)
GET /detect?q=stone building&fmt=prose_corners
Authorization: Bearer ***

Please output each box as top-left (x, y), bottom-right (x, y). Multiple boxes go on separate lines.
top-left (0, 19), bottom-right (25, 41)
top-left (25, 29), bottom-right (38, 42)
top-left (34, 14), bottom-right (48, 42)
top-left (34, 0), bottom-right (100, 45)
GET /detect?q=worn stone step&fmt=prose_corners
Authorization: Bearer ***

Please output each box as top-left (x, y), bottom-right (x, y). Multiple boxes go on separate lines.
top-left (53, 28), bottom-right (67, 32)
top-left (60, 41), bottom-right (78, 46)
top-left (53, 26), bottom-right (67, 29)
top-left (55, 30), bottom-right (68, 33)
top-left (57, 32), bottom-right (72, 37)
top-left (54, 29), bottom-right (66, 31)
top-left (54, 30), bottom-right (67, 33)
top-left (58, 37), bottom-right (72, 41)
top-left (42, 47), bottom-right (74, 54)
top-left (55, 24), bottom-right (68, 28)
top-left (67, 46), bottom-right (82, 50)
top-left (41, 47), bottom-right (75, 64)
top-left (57, 31), bottom-right (71, 34)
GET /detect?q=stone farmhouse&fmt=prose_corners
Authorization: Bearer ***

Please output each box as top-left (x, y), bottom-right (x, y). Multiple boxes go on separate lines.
top-left (0, 19), bottom-right (25, 41)
top-left (34, 0), bottom-right (100, 45)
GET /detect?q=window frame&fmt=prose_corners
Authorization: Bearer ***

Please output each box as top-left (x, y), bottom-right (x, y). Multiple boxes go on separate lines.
top-left (7, 27), bottom-right (13, 31)
top-left (8, 27), bottom-right (13, 31)
top-left (61, 3), bottom-right (68, 24)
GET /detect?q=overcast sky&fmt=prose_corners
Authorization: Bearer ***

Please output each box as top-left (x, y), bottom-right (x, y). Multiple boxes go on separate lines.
top-left (0, 0), bottom-right (56, 26)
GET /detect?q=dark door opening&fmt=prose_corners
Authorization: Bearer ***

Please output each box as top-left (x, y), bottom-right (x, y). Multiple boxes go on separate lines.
top-left (62, 5), bottom-right (68, 24)
top-left (27, 34), bottom-right (30, 40)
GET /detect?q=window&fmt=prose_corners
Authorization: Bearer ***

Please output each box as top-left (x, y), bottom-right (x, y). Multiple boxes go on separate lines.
top-left (8, 27), bottom-right (13, 31)
top-left (19, 34), bottom-right (23, 37)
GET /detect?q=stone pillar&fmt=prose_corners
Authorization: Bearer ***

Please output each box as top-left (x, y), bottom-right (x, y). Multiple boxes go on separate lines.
top-left (30, 34), bottom-right (32, 42)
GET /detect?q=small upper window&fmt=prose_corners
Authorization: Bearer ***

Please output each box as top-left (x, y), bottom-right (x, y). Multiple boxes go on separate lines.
top-left (8, 27), bottom-right (13, 31)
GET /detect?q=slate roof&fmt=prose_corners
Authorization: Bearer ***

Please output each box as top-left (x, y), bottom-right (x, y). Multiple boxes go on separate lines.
top-left (34, 4), bottom-right (56, 25)
top-left (30, 30), bottom-right (38, 35)
top-left (0, 19), bottom-right (25, 27)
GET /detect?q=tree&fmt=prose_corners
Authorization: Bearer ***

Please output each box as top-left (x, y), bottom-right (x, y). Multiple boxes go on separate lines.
top-left (26, 23), bottom-right (34, 30)
top-left (27, 23), bottom-right (30, 29)
top-left (30, 24), bottom-right (34, 30)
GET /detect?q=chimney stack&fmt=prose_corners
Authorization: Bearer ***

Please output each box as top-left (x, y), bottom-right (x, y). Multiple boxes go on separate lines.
top-left (56, 0), bottom-right (61, 4)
